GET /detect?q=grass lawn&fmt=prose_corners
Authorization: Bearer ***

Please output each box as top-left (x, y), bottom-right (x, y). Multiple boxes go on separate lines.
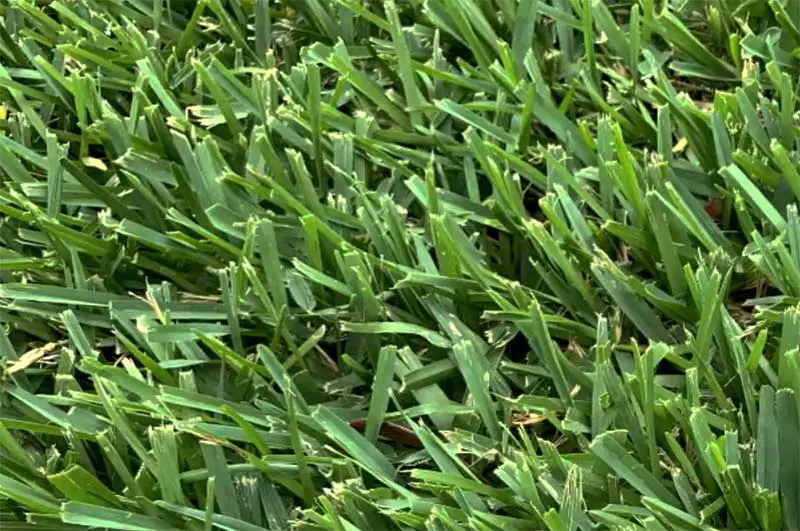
top-left (1, 0), bottom-right (799, 529)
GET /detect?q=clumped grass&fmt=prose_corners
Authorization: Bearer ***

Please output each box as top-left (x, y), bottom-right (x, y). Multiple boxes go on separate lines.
top-left (1, 0), bottom-right (799, 529)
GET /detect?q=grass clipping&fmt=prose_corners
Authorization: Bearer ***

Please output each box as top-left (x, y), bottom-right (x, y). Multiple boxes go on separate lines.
top-left (1, 0), bottom-right (800, 530)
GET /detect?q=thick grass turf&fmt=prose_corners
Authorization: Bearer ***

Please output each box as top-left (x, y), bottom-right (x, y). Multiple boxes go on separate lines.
top-left (1, 0), bottom-right (800, 529)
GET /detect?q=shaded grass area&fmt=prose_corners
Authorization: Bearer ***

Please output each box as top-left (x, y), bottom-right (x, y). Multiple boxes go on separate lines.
top-left (1, 0), bottom-right (799, 529)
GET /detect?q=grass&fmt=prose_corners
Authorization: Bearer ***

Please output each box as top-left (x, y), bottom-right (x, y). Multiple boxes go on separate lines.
top-left (0, 0), bottom-right (799, 529)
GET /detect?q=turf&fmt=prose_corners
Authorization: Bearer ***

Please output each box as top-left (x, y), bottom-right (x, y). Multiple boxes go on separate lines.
top-left (1, 0), bottom-right (799, 529)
